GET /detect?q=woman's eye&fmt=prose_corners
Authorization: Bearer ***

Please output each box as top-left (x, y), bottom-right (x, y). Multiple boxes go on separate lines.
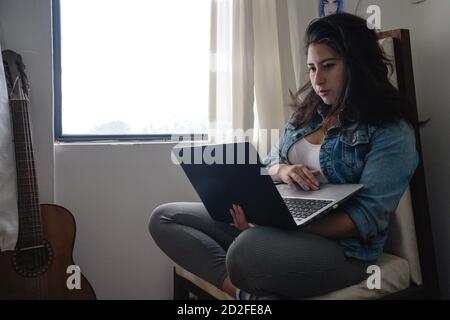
top-left (308, 67), bottom-right (316, 73)
top-left (323, 64), bottom-right (335, 69)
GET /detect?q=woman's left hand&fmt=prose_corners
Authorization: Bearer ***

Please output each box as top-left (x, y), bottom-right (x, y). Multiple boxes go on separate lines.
top-left (229, 204), bottom-right (256, 231)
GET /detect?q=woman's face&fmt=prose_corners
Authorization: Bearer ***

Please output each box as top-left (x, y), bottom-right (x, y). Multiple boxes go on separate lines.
top-left (323, 0), bottom-right (340, 16)
top-left (307, 43), bottom-right (346, 106)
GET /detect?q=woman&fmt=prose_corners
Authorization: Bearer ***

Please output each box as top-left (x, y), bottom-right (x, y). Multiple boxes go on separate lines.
top-left (149, 13), bottom-right (421, 299)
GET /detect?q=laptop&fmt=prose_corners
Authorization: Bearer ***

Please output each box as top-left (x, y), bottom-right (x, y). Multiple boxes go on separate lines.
top-left (173, 142), bottom-right (363, 230)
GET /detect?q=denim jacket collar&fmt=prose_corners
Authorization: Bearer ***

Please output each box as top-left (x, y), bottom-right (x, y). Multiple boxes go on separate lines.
top-left (317, 102), bottom-right (331, 120)
top-left (289, 102), bottom-right (342, 136)
top-left (287, 102), bottom-right (330, 136)
top-left (317, 102), bottom-right (371, 145)
top-left (284, 103), bottom-right (373, 159)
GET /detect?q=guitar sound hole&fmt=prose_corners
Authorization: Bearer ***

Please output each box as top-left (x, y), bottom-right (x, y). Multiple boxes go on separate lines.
top-left (12, 240), bottom-right (53, 278)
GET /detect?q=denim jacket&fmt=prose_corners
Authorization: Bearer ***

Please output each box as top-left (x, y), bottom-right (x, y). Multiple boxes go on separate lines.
top-left (263, 103), bottom-right (419, 261)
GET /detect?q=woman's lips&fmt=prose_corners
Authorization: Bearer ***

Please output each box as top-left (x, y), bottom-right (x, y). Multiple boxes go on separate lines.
top-left (318, 90), bottom-right (330, 96)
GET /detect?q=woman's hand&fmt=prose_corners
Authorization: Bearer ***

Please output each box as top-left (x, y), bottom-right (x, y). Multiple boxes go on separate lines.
top-left (229, 204), bottom-right (256, 231)
top-left (278, 164), bottom-right (321, 191)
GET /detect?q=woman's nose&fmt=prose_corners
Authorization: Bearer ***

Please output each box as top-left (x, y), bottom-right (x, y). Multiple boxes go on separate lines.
top-left (314, 69), bottom-right (326, 86)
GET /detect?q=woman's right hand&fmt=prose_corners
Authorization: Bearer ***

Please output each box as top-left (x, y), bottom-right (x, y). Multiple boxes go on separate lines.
top-left (278, 164), bottom-right (321, 191)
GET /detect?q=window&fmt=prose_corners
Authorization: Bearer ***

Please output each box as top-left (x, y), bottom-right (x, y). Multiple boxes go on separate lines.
top-left (53, 0), bottom-right (210, 142)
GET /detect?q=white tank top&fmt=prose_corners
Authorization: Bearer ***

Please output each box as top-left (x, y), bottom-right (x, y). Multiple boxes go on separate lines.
top-left (287, 138), bottom-right (329, 184)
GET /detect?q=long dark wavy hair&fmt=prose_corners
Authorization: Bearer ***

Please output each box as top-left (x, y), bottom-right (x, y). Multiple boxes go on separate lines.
top-left (290, 13), bottom-right (427, 132)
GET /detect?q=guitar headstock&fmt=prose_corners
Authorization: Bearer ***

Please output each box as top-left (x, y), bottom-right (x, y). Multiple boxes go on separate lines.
top-left (2, 50), bottom-right (30, 101)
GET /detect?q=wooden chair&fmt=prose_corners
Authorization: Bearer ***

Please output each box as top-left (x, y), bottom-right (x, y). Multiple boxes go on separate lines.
top-left (173, 29), bottom-right (441, 300)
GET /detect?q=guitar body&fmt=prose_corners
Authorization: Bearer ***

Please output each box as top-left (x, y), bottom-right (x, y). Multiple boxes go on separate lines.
top-left (0, 204), bottom-right (96, 300)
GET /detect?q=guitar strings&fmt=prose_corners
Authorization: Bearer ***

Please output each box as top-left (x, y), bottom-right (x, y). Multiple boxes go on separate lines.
top-left (19, 92), bottom-right (37, 297)
top-left (27, 98), bottom-right (47, 298)
top-left (18, 71), bottom-right (45, 298)
top-left (15, 96), bottom-right (36, 297)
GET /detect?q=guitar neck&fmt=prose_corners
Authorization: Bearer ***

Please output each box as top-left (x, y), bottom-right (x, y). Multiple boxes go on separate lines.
top-left (10, 99), bottom-right (43, 249)
top-left (3, 49), bottom-right (44, 249)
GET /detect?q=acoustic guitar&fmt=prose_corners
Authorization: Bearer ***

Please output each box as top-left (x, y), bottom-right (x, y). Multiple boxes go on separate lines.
top-left (0, 50), bottom-right (96, 299)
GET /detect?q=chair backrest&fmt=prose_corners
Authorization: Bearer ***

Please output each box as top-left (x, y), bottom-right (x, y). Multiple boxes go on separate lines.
top-left (377, 30), bottom-right (440, 298)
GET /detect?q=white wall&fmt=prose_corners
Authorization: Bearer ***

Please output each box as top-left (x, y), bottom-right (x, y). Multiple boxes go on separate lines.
top-left (54, 142), bottom-right (199, 299)
top-left (0, 0), bottom-right (449, 299)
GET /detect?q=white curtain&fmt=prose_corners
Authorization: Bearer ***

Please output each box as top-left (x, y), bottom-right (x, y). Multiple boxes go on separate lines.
top-left (209, 0), bottom-right (234, 143)
top-left (0, 43), bottom-right (19, 252)
top-left (208, 0), bottom-right (300, 158)
top-left (253, 0), bottom-right (297, 156)
top-left (286, 0), bottom-right (310, 89)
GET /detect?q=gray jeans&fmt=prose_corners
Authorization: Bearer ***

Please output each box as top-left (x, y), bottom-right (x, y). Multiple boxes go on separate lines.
top-left (149, 202), bottom-right (371, 299)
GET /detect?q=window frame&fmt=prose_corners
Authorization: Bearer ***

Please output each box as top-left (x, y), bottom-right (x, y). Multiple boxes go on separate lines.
top-left (52, 0), bottom-right (208, 143)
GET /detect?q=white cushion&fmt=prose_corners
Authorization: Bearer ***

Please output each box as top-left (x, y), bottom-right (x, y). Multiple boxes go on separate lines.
top-left (384, 187), bottom-right (423, 285)
top-left (307, 253), bottom-right (410, 300)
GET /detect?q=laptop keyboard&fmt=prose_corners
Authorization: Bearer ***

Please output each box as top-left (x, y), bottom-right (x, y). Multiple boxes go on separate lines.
top-left (283, 198), bottom-right (333, 220)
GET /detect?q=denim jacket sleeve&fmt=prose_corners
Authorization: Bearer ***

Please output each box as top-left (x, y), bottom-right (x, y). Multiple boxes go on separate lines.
top-left (340, 120), bottom-right (419, 243)
top-left (262, 128), bottom-right (289, 167)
